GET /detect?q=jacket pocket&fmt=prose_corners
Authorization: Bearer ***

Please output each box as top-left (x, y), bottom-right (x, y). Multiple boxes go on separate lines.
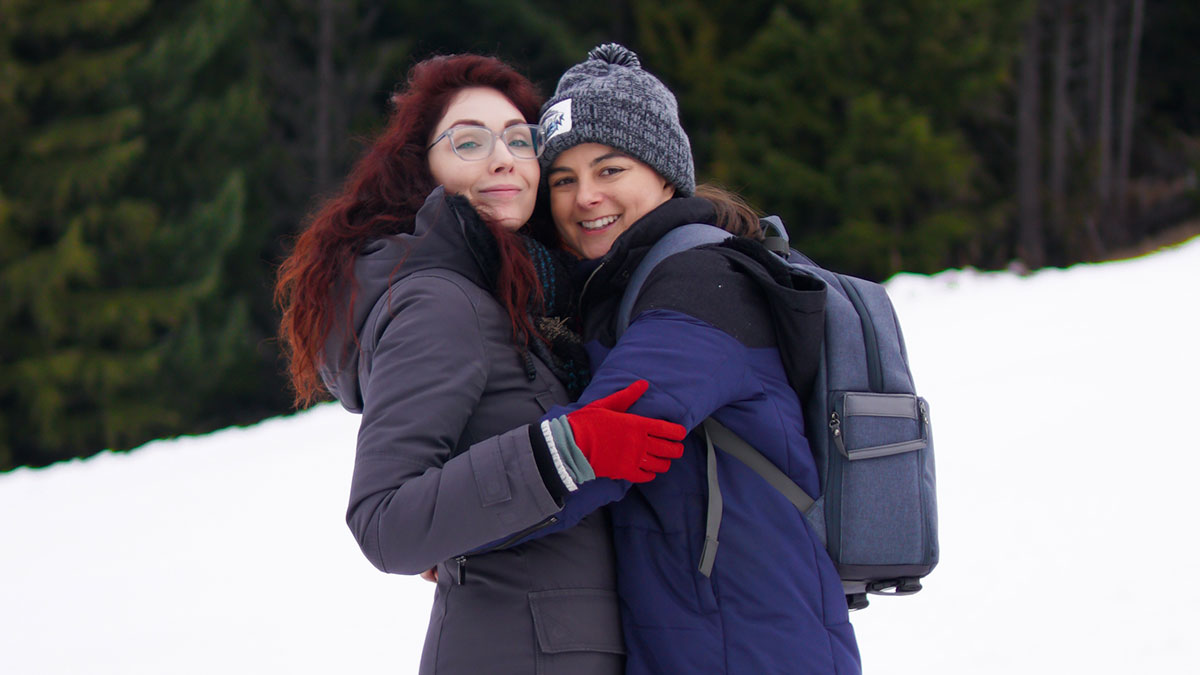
top-left (684, 493), bottom-right (720, 614)
top-left (529, 589), bottom-right (625, 654)
top-left (530, 589), bottom-right (625, 675)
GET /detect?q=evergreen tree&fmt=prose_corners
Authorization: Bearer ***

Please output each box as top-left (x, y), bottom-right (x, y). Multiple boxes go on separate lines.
top-left (258, 0), bottom-right (413, 255)
top-left (631, 0), bottom-right (1022, 279)
top-left (0, 0), bottom-right (271, 469)
top-left (387, 0), bottom-right (611, 90)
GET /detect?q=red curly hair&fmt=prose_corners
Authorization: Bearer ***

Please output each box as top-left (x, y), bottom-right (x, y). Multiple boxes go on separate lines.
top-left (275, 54), bottom-right (545, 407)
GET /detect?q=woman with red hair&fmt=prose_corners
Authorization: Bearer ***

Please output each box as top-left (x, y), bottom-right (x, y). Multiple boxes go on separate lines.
top-left (275, 54), bottom-right (684, 674)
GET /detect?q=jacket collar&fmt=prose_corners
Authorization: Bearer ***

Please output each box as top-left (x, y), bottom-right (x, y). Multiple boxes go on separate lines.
top-left (579, 196), bottom-right (716, 308)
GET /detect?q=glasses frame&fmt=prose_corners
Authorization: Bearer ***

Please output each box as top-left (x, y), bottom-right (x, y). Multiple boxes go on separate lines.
top-left (426, 123), bottom-right (544, 161)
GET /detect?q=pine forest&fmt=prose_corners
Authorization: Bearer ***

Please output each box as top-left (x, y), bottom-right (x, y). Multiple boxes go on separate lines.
top-left (1, 0), bottom-right (1195, 469)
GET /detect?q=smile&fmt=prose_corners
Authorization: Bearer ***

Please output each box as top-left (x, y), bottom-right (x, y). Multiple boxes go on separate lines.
top-left (580, 215), bottom-right (619, 231)
top-left (479, 185), bottom-right (523, 198)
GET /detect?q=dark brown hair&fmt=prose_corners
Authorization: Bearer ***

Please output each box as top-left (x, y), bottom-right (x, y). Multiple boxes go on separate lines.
top-left (695, 183), bottom-right (764, 239)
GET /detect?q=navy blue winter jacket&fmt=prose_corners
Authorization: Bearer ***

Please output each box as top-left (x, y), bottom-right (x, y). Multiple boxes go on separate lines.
top-left (553, 197), bottom-right (862, 674)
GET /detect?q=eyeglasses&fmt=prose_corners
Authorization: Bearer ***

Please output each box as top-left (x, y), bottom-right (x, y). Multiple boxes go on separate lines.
top-left (427, 124), bottom-right (544, 161)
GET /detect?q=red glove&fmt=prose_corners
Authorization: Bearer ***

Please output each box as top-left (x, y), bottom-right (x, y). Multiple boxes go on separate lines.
top-left (566, 380), bottom-right (687, 482)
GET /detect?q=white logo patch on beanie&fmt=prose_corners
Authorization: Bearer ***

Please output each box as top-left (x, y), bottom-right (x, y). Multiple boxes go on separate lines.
top-left (540, 99), bottom-right (573, 142)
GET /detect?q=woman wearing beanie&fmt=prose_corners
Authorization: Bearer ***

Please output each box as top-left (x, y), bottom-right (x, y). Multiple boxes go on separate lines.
top-left (275, 53), bottom-right (688, 674)
top-left (533, 44), bottom-right (863, 674)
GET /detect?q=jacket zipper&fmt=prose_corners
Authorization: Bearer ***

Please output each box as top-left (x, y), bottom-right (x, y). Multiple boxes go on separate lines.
top-left (492, 515), bottom-right (558, 551)
top-left (451, 516), bottom-right (560, 586)
top-left (578, 260), bottom-right (608, 316)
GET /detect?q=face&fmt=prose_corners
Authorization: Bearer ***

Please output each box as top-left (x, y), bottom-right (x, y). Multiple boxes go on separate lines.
top-left (427, 87), bottom-right (539, 231)
top-left (547, 143), bottom-right (676, 259)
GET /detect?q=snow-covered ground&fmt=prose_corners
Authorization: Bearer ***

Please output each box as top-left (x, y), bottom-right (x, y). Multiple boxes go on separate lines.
top-left (3, 237), bottom-right (1198, 674)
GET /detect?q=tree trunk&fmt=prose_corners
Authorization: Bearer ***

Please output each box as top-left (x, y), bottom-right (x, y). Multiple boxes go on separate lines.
top-left (1017, 1), bottom-right (1045, 269)
top-left (1114, 0), bottom-right (1145, 240)
top-left (315, 0), bottom-right (335, 194)
top-left (1049, 0), bottom-right (1073, 261)
top-left (1085, 0), bottom-right (1101, 140)
top-left (1095, 0), bottom-right (1116, 250)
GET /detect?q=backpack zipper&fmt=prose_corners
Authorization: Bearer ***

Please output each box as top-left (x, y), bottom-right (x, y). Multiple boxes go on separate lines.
top-left (836, 276), bottom-right (882, 391)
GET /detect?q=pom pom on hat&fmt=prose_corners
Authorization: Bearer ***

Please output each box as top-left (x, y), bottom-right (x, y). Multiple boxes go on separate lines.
top-left (587, 43), bottom-right (641, 68)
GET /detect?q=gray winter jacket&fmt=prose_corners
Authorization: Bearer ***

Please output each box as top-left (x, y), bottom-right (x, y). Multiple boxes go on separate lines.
top-left (320, 187), bottom-right (624, 674)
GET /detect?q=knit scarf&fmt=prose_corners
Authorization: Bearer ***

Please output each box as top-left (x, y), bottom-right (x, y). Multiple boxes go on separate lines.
top-left (523, 238), bottom-right (591, 399)
top-left (452, 196), bottom-right (591, 399)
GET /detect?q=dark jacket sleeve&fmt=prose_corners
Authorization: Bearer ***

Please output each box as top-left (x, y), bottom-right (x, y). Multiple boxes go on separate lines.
top-left (582, 309), bottom-right (757, 428)
top-left (344, 272), bottom-right (566, 574)
top-left (569, 247), bottom-right (775, 425)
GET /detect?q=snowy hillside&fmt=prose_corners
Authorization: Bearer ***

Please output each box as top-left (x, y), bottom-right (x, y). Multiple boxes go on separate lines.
top-left (3, 236), bottom-right (1198, 674)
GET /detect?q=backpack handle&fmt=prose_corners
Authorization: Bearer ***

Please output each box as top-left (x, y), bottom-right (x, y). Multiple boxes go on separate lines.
top-left (760, 215), bottom-right (791, 258)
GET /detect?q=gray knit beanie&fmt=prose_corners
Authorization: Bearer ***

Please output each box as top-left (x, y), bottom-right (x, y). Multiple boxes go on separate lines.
top-left (539, 43), bottom-right (695, 197)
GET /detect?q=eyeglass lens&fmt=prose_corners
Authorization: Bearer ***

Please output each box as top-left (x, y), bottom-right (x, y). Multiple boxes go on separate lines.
top-left (447, 125), bottom-right (542, 160)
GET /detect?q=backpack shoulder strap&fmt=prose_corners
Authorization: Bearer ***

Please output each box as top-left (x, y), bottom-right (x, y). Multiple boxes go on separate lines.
top-left (702, 418), bottom-right (815, 512)
top-left (615, 223), bottom-right (732, 338)
top-left (697, 417), bottom-right (817, 577)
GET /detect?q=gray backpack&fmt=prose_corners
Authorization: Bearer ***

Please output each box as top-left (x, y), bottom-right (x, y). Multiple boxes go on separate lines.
top-left (616, 218), bottom-right (938, 610)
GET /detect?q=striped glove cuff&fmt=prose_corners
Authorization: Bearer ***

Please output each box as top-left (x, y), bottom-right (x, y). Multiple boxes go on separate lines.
top-left (539, 415), bottom-right (596, 492)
